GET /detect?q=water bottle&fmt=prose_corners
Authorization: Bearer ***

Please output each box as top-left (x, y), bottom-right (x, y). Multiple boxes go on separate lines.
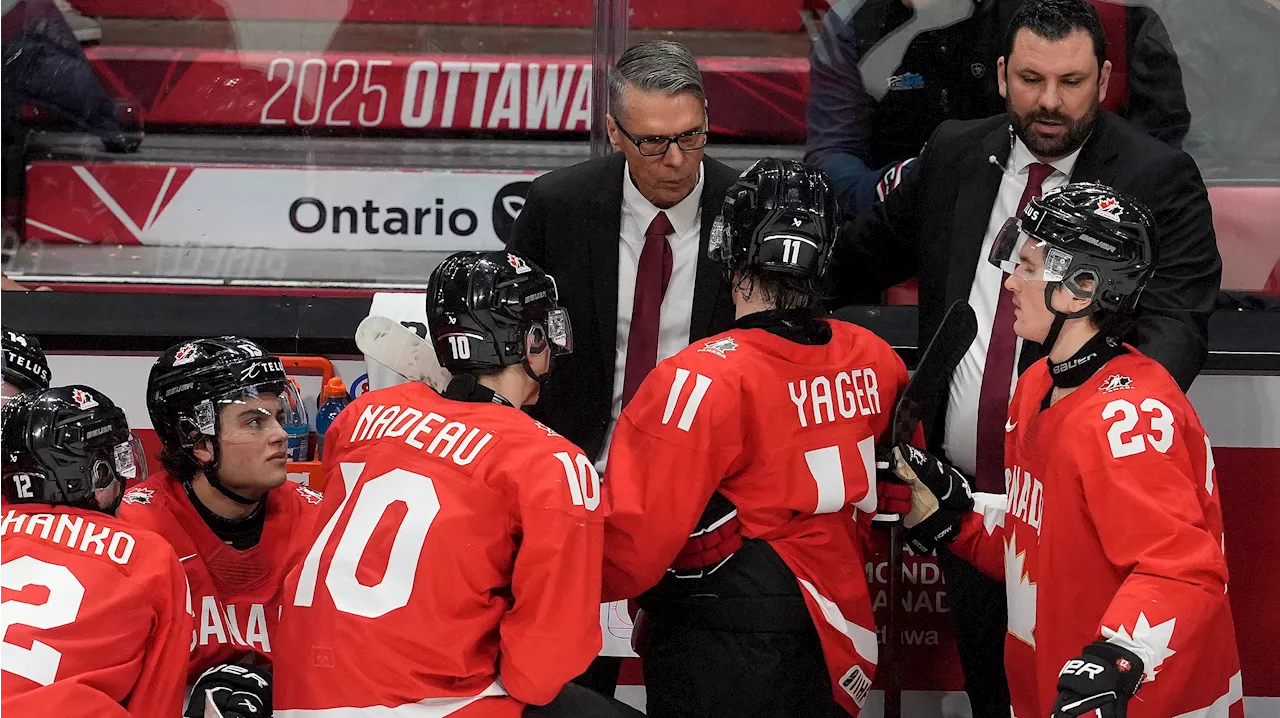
top-left (314, 377), bottom-right (350, 461)
top-left (283, 376), bottom-right (311, 462)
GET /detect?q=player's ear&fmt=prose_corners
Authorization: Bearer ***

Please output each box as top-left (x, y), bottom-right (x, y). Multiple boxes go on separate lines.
top-left (192, 436), bottom-right (214, 464)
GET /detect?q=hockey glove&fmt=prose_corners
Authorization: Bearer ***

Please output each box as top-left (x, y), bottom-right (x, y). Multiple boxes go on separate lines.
top-left (184, 662), bottom-right (272, 718)
top-left (1051, 641), bottom-right (1144, 718)
top-left (875, 157), bottom-right (916, 202)
top-left (891, 444), bottom-right (974, 554)
top-left (875, 446), bottom-right (913, 517)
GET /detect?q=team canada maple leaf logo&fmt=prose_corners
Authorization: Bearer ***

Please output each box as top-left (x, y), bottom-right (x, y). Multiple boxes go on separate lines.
top-left (122, 487), bottom-right (154, 505)
top-left (532, 420), bottom-right (561, 438)
top-left (172, 343), bottom-right (199, 366)
top-left (1100, 374), bottom-right (1134, 393)
top-left (1094, 197), bottom-right (1124, 222)
top-left (698, 336), bottom-right (738, 358)
top-left (507, 253), bottom-right (531, 274)
top-left (71, 389), bottom-right (98, 410)
top-left (1116, 657), bottom-right (1133, 672)
top-left (295, 484), bottom-right (323, 505)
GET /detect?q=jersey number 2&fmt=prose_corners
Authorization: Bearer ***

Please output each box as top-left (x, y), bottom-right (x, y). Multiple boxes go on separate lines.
top-left (294, 464), bottom-right (440, 619)
top-left (1, 556), bottom-right (86, 686)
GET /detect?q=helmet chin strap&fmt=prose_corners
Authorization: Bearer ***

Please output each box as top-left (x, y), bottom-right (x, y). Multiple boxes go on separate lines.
top-left (194, 445), bottom-right (261, 506)
top-left (1041, 282), bottom-right (1097, 352)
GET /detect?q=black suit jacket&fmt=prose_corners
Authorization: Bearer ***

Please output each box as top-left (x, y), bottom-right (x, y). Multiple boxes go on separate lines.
top-left (828, 110), bottom-right (1221, 393)
top-left (507, 152), bottom-right (740, 460)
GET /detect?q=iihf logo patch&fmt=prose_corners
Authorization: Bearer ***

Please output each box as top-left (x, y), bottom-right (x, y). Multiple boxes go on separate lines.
top-left (1100, 374), bottom-right (1134, 393)
top-left (122, 487), bottom-right (154, 505)
top-left (507, 253), bottom-right (531, 274)
top-left (172, 343), bottom-right (199, 366)
top-left (71, 389), bottom-right (99, 410)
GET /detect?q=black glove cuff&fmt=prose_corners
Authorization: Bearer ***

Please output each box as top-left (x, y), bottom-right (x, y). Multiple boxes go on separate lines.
top-left (1083, 641), bottom-right (1145, 696)
top-left (903, 507), bottom-right (964, 555)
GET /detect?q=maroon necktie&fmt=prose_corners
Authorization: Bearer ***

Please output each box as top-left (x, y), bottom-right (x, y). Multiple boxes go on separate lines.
top-left (974, 162), bottom-right (1054, 492)
top-left (622, 211), bottom-right (674, 407)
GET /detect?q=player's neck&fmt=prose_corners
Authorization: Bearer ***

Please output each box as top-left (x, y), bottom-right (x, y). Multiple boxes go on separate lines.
top-left (190, 473), bottom-right (261, 520)
top-left (1046, 318), bottom-right (1098, 366)
top-left (477, 369), bottom-right (533, 407)
top-left (732, 288), bottom-right (778, 319)
top-left (1046, 319), bottom-right (1101, 404)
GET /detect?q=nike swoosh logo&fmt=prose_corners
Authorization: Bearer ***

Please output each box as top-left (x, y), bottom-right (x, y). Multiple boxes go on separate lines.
top-left (179, 553), bottom-right (198, 563)
top-left (1005, 419), bottom-right (1018, 432)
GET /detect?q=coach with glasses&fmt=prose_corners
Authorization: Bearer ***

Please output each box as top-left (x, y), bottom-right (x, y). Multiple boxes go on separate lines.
top-left (507, 39), bottom-right (740, 695)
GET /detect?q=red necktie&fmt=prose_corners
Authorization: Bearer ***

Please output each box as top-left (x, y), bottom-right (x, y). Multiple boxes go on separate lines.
top-left (974, 162), bottom-right (1054, 492)
top-left (622, 211), bottom-right (674, 407)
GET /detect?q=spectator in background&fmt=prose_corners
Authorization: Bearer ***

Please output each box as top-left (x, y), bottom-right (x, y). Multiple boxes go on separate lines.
top-left (507, 40), bottom-right (740, 693)
top-left (807, 0), bottom-right (1190, 216)
top-left (824, 0), bottom-right (1220, 711)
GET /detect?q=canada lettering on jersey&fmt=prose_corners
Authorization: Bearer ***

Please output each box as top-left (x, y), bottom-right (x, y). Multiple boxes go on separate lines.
top-left (787, 368), bottom-right (883, 428)
top-left (1, 510), bottom-right (136, 565)
top-left (1004, 465), bottom-right (1044, 534)
top-left (196, 595), bottom-right (273, 653)
top-left (349, 403), bottom-right (495, 467)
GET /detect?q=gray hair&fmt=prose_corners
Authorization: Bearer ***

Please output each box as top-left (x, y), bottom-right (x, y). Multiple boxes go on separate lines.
top-left (607, 41), bottom-right (706, 121)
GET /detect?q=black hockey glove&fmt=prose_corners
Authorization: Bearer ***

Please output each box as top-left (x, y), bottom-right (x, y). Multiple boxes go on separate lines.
top-left (184, 662), bottom-right (272, 718)
top-left (890, 444), bottom-right (974, 554)
top-left (1051, 641), bottom-right (1144, 718)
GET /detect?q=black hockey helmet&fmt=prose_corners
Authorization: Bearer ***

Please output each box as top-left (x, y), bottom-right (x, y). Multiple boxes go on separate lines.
top-left (426, 251), bottom-right (572, 376)
top-left (990, 182), bottom-right (1156, 344)
top-left (709, 158), bottom-right (841, 281)
top-left (3, 327), bottom-right (51, 396)
top-left (2, 385), bottom-right (146, 514)
top-left (147, 336), bottom-right (302, 504)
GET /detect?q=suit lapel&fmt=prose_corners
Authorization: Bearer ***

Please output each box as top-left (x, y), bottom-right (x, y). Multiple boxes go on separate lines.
top-left (690, 159), bottom-right (735, 342)
top-left (946, 123), bottom-right (1013, 304)
top-left (590, 153), bottom-right (626, 368)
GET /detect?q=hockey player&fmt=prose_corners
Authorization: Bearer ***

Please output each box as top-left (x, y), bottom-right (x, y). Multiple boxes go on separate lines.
top-left (274, 251), bottom-right (639, 718)
top-left (1, 385), bottom-right (192, 716)
top-left (2, 327), bottom-right (52, 402)
top-left (890, 183), bottom-right (1242, 717)
top-left (602, 158), bottom-right (909, 717)
top-left (117, 336), bottom-right (321, 688)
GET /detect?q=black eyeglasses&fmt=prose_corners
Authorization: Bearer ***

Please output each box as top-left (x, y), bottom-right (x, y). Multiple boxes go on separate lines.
top-left (614, 118), bottom-right (709, 157)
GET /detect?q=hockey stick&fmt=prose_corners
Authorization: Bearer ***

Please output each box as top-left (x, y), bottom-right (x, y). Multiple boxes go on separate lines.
top-left (354, 315), bottom-right (452, 392)
top-left (881, 300), bottom-right (977, 718)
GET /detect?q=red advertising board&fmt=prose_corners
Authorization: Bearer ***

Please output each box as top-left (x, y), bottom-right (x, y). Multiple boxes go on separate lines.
top-left (87, 48), bottom-right (809, 141)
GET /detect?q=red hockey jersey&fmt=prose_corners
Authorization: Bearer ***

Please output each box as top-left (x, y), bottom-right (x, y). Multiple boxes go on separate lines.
top-left (273, 381), bottom-right (604, 718)
top-left (1, 504), bottom-right (192, 717)
top-left (603, 320), bottom-right (908, 715)
top-left (117, 472), bottom-right (320, 680)
top-left (948, 350), bottom-right (1243, 718)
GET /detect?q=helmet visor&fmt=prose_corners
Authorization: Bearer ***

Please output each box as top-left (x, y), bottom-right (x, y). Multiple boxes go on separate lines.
top-left (989, 217), bottom-right (1074, 283)
top-left (199, 379), bottom-right (305, 438)
top-left (110, 432), bottom-right (149, 484)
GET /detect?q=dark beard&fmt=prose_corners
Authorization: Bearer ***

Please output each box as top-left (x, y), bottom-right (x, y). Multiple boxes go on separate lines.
top-left (1009, 100), bottom-right (1096, 159)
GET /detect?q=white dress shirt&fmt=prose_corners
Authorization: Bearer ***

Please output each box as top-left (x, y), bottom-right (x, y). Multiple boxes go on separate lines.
top-left (595, 162), bottom-right (705, 473)
top-left (942, 138), bottom-right (1082, 477)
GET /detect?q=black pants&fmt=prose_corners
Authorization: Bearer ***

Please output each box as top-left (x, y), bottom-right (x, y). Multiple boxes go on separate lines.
top-left (523, 682), bottom-right (645, 718)
top-left (637, 540), bottom-right (850, 718)
top-left (639, 614), bottom-right (849, 718)
top-left (938, 549), bottom-right (1012, 717)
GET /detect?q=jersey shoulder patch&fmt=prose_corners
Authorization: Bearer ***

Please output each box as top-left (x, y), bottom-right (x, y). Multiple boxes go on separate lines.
top-left (292, 483), bottom-right (324, 506)
top-left (121, 486), bottom-right (155, 506)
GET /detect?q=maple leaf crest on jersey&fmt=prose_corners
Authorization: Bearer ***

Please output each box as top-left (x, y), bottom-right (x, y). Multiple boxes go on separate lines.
top-left (122, 486), bottom-right (155, 505)
top-left (698, 336), bottom-right (739, 359)
top-left (1100, 374), bottom-right (1134, 393)
top-left (532, 419), bottom-right (562, 438)
top-left (294, 484), bottom-right (323, 505)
